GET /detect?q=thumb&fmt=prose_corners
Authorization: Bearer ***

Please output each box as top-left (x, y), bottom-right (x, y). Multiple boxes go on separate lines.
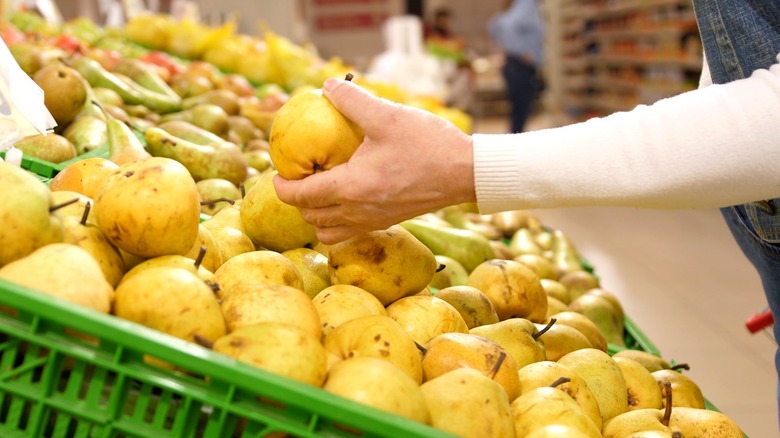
top-left (323, 78), bottom-right (390, 132)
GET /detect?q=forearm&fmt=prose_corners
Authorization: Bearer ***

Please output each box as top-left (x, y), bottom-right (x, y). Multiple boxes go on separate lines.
top-left (474, 57), bottom-right (780, 213)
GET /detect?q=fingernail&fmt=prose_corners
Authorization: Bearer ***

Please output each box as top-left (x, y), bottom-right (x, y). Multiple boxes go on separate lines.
top-left (323, 78), bottom-right (339, 92)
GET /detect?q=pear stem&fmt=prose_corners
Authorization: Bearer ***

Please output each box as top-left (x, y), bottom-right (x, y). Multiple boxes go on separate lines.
top-left (199, 198), bottom-right (235, 206)
top-left (549, 376), bottom-right (571, 388)
top-left (193, 334), bottom-right (214, 349)
top-left (435, 263), bottom-right (446, 273)
top-left (669, 363), bottom-right (690, 371)
top-left (239, 182), bottom-right (246, 199)
top-left (533, 318), bottom-right (556, 340)
top-left (489, 351), bottom-right (507, 379)
top-left (193, 246), bottom-right (207, 269)
top-left (661, 381), bottom-right (673, 426)
top-left (91, 100), bottom-right (109, 119)
top-left (671, 432), bottom-right (682, 438)
top-left (414, 341), bottom-right (427, 355)
top-left (345, 73), bottom-right (354, 82)
top-left (49, 197), bottom-right (80, 213)
top-left (80, 201), bottom-right (91, 226)
top-left (210, 282), bottom-right (221, 294)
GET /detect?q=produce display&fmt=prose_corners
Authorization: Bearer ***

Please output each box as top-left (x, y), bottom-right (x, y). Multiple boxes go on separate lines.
top-left (0, 8), bottom-right (746, 438)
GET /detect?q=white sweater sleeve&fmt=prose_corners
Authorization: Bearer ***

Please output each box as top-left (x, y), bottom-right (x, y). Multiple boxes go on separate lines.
top-left (473, 54), bottom-right (780, 214)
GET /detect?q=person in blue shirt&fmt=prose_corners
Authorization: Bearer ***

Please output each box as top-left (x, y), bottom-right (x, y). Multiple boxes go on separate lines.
top-left (489, 0), bottom-right (545, 133)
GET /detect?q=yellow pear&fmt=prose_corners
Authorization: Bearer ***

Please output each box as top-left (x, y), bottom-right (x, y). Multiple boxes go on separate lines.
top-left (511, 384), bottom-right (603, 438)
top-left (668, 407), bottom-right (743, 438)
top-left (466, 259), bottom-right (547, 322)
top-left (94, 157), bottom-right (200, 258)
top-left (613, 350), bottom-right (672, 373)
top-left (220, 283), bottom-right (321, 339)
top-left (514, 253), bottom-right (557, 280)
top-left (183, 224), bottom-right (223, 273)
top-left (50, 191), bottom-right (96, 225)
top-left (49, 157), bottom-right (119, 200)
top-left (281, 247), bottom-right (330, 298)
top-left (433, 285), bottom-right (500, 329)
top-left (421, 367), bottom-right (514, 438)
top-left (323, 357), bottom-right (430, 424)
top-left (541, 278), bottom-right (570, 304)
top-left (421, 332), bottom-right (520, 401)
top-left (212, 322), bottom-right (327, 387)
top-left (0, 243), bottom-right (113, 313)
top-left (517, 360), bottom-right (603, 430)
top-left (200, 218), bottom-right (255, 264)
top-left (239, 171), bottom-right (318, 252)
top-left (328, 225), bottom-right (437, 306)
top-left (312, 284), bottom-right (387, 336)
top-left (546, 311), bottom-right (608, 353)
top-left (569, 293), bottom-right (625, 347)
top-left (385, 295), bottom-right (469, 346)
top-left (323, 314), bottom-right (422, 383)
top-left (120, 253), bottom-right (217, 290)
top-left (214, 250), bottom-right (304, 299)
top-left (429, 254), bottom-right (469, 289)
top-left (546, 296), bottom-right (569, 317)
top-left (61, 210), bottom-right (125, 288)
top-left (651, 369), bottom-right (706, 409)
top-left (525, 424), bottom-right (597, 438)
top-left (558, 270), bottom-right (600, 301)
top-left (557, 348), bottom-right (629, 423)
top-left (534, 322), bottom-right (592, 361)
top-left (268, 82), bottom-right (363, 180)
top-left (614, 356), bottom-right (663, 411)
top-left (469, 318), bottom-right (548, 369)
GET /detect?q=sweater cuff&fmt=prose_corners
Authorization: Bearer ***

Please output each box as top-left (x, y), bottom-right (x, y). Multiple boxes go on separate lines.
top-left (473, 133), bottom-right (523, 214)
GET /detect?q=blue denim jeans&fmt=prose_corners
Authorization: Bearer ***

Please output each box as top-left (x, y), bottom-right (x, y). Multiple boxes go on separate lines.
top-left (501, 56), bottom-right (538, 134)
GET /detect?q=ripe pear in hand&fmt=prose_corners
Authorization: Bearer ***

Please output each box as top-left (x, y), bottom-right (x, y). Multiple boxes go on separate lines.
top-left (421, 367), bottom-right (514, 438)
top-left (0, 243), bottom-right (113, 313)
top-left (212, 322), bottom-right (327, 387)
top-left (517, 361), bottom-right (602, 430)
top-left (466, 259), bottom-right (547, 322)
top-left (421, 332), bottom-right (520, 401)
top-left (220, 284), bottom-right (321, 339)
top-left (62, 202), bottom-right (125, 287)
top-left (669, 407), bottom-right (743, 437)
top-left (652, 369), bottom-right (706, 409)
top-left (0, 163), bottom-right (64, 267)
top-left (323, 314), bottom-right (423, 383)
top-left (312, 284), bottom-right (387, 336)
top-left (469, 317), bottom-right (548, 369)
top-left (511, 381), bottom-right (603, 438)
top-left (615, 356), bottom-right (663, 411)
top-left (323, 357), bottom-right (430, 425)
top-left (434, 285), bottom-right (500, 329)
top-left (268, 76), bottom-right (363, 180)
top-left (328, 225), bottom-right (437, 306)
top-left (557, 348), bottom-right (629, 423)
top-left (282, 248), bottom-right (330, 298)
top-left (214, 250), bottom-right (304, 299)
top-left (385, 295), bottom-right (469, 346)
top-left (94, 157), bottom-right (200, 258)
top-left (240, 171), bottom-right (318, 252)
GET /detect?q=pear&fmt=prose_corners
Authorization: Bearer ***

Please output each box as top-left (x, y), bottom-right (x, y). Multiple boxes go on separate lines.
top-left (183, 224), bottom-right (223, 273)
top-left (557, 348), bottom-right (629, 423)
top-left (328, 225), bottom-right (437, 306)
top-left (213, 250), bottom-right (304, 299)
top-left (94, 157), bottom-right (200, 258)
top-left (602, 381), bottom-right (677, 438)
top-left (434, 285), bottom-right (500, 329)
top-left (569, 293), bottom-right (625, 347)
top-left (466, 259), bottom-right (547, 322)
top-left (546, 311), bottom-right (608, 352)
top-left (312, 284), bottom-right (387, 336)
top-left (515, 253), bottom-right (557, 280)
top-left (240, 171), bottom-right (318, 252)
top-left (535, 322), bottom-right (592, 361)
top-left (323, 357), bottom-right (430, 425)
top-left (49, 157), bottom-right (119, 200)
top-left (469, 317), bottom-right (547, 369)
top-left (196, 178), bottom-right (241, 216)
top-left (50, 191), bottom-right (96, 224)
top-left (651, 369), bottom-right (706, 409)
top-left (428, 254), bottom-right (469, 290)
top-left (508, 227), bottom-right (543, 257)
top-left (668, 407), bottom-right (744, 437)
top-left (61, 203), bottom-right (124, 287)
top-left (204, 201), bottom-right (245, 232)
top-left (558, 270), bottom-right (600, 301)
top-left (14, 133), bottom-right (77, 164)
top-left (0, 243), bottom-right (113, 313)
top-left (182, 89), bottom-right (240, 115)
top-left (212, 322), bottom-right (327, 387)
top-left (281, 247), bottom-right (330, 298)
top-left (158, 103), bottom-right (229, 135)
top-left (541, 278), bottom-right (571, 304)
top-left (401, 219), bottom-right (496, 273)
top-left (220, 283), bottom-right (321, 339)
top-left (489, 210), bottom-right (531, 238)
top-left (421, 332), bottom-right (520, 401)
top-left (268, 81), bottom-right (363, 180)
top-left (421, 367), bottom-right (514, 438)
top-left (517, 361), bottom-right (603, 430)
top-left (550, 229), bottom-right (583, 278)
top-left (34, 63), bottom-right (88, 126)
top-left (120, 253), bottom-right (217, 290)
top-left (525, 424), bottom-right (597, 438)
top-left (586, 287), bottom-right (626, 324)
top-left (511, 383), bottom-right (603, 438)
top-left (489, 239), bottom-right (516, 260)
top-left (613, 350), bottom-right (672, 373)
top-left (323, 314), bottom-right (423, 383)
top-left (385, 295), bottom-right (469, 346)
top-left (200, 219), bottom-right (255, 264)
top-left (615, 356), bottom-right (663, 411)
top-left (62, 115), bottom-right (108, 155)
top-left (546, 296), bottom-right (569, 317)
top-left (0, 163), bottom-right (64, 267)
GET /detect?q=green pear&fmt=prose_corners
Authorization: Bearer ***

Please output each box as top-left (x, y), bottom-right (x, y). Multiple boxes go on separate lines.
top-left (613, 350), bottom-right (672, 373)
top-left (515, 253), bottom-right (557, 280)
top-left (281, 247), bottom-right (330, 298)
top-left (569, 293), bottom-right (625, 347)
top-left (62, 115), bottom-right (108, 155)
top-left (323, 314), bottom-right (423, 383)
top-left (511, 384), bottom-right (603, 438)
top-left (385, 295), bottom-right (469, 346)
top-left (421, 367), bottom-right (514, 438)
top-left (182, 89), bottom-right (240, 115)
top-left (213, 250), bottom-right (304, 299)
top-left (508, 227), bottom-right (543, 257)
top-left (586, 288), bottom-right (626, 324)
top-left (312, 284), bottom-right (387, 336)
top-left (240, 171), bottom-right (317, 252)
top-left (158, 103), bottom-right (230, 135)
top-left (440, 205), bottom-right (502, 240)
top-left (0, 163), bottom-right (64, 267)
top-left (535, 322), bottom-right (592, 361)
top-left (615, 356), bottom-right (663, 411)
top-left (550, 229), bottom-right (583, 278)
top-left (466, 259), bottom-right (547, 322)
top-left (196, 178), bottom-right (241, 216)
top-left (557, 348), bottom-right (629, 423)
top-left (434, 285), bottom-right (500, 329)
top-left (328, 225), bottom-right (437, 306)
top-left (517, 361), bottom-right (603, 430)
top-left (14, 133), bottom-right (77, 164)
top-left (546, 311), bottom-right (608, 352)
top-left (401, 218), bottom-right (495, 273)
top-left (0, 243), bottom-right (113, 313)
top-left (428, 254), bottom-right (469, 290)
top-left (668, 407), bottom-right (743, 437)
top-left (651, 369), bottom-right (706, 409)
top-left (212, 322), bottom-right (327, 387)
top-left (61, 205), bottom-right (124, 288)
top-left (469, 318), bottom-right (547, 369)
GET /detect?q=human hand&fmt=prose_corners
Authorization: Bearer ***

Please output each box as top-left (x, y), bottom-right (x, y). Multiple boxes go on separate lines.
top-left (273, 78), bottom-right (475, 244)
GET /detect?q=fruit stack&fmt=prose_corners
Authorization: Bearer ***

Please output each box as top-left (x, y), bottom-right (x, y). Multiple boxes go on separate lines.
top-left (0, 8), bottom-right (745, 438)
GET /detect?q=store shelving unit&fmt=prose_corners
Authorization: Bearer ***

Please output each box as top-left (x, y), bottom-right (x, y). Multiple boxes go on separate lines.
top-left (547, 0), bottom-right (703, 123)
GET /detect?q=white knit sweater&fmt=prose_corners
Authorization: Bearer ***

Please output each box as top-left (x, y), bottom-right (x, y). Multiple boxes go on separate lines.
top-left (473, 54), bottom-right (780, 213)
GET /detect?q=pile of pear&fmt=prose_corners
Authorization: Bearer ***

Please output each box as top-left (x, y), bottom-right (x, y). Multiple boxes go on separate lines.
top-left (0, 151), bottom-right (744, 437)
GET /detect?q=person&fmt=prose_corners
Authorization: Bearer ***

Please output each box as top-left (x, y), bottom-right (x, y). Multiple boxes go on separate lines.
top-left (274, 0), bottom-right (780, 425)
top-left (488, 0), bottom-right (545, 133)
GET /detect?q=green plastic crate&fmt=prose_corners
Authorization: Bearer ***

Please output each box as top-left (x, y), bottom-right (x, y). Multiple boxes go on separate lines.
top-left (0, 279), bottom-right (454, 438)
top-left (0, 146), bottom-right (110, 180)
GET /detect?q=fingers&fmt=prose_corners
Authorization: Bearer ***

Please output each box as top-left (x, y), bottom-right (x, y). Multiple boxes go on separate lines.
top-left (314, 225), bottom-right (361, 245)
top-left (273, 172), bottom-right (340, 209)
top-left (323, 79), bottom-right (393, 134)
